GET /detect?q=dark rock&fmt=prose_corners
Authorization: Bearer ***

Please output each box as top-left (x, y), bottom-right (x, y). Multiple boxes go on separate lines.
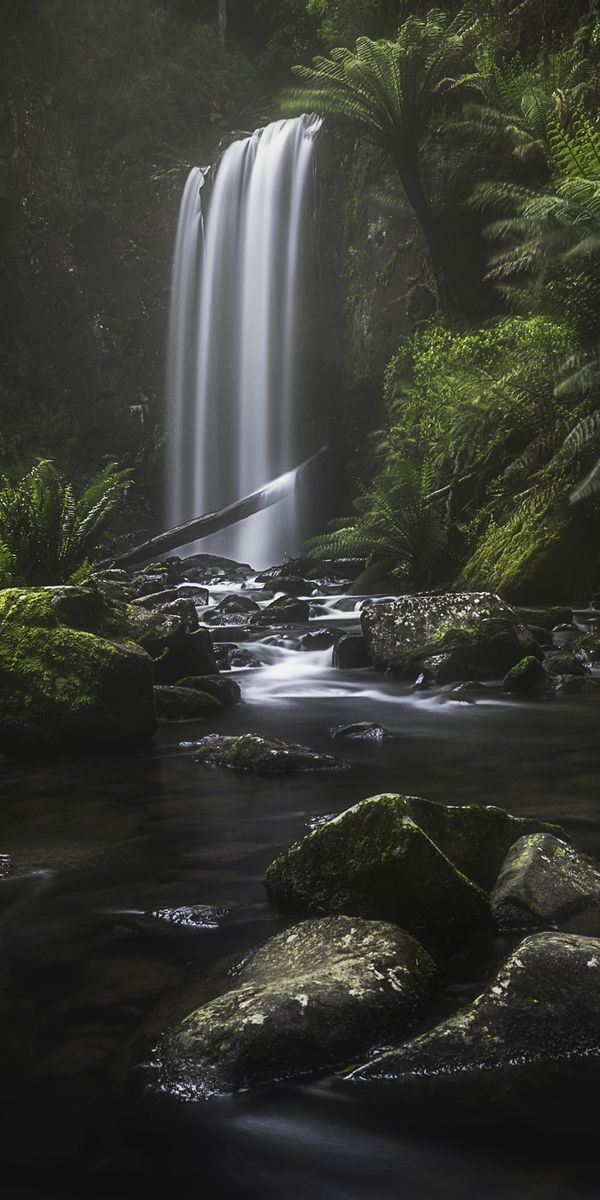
top-left (176, 675), bottom-right (241, 706)
top-left (131, 589), bottom-right (180, 609)
top-left (543, 651), bottom-right (588, 677)
top-left (491, 834), bottom-right (600, 929)
top-left (179, 554), bottom-right (254, 582)
top-left (361, 592), bottom-right (515, 672)
top-left (154, 686), bottom-right (223, 720)
top-left (265, 793), bottom-right (562, 929)
top-left (516, 607), bottom-right (572, 631)
top-left (350, 932), bottom-right (600, 1079)
top-left (574, 633), bottom-right (600, 664)
top-left (553, 675), bottom-right (599, 694)
top-left (300, 628), bottom-right (342, 652)
top-left (194, 733), bottom-right (348, 775)
top-left (333, 635), bottom-right (370, 669)
top-left (157, 916), bottom-right (437, 1098)
top-left (0, 587), bottom-right (156, 756)
top-left (449, 680), bottom-right (488, 696)
top-left (250, 596), bottom-right (310, 626)
top-left (126, 607), bottom-right (217, 684)
top-left (412, 672), bottom-right (430, 691)
top-left (204, 609), bottom-right (252, 627)
top-left (418, 619), bottom-right (542, 685)
top-left (175, 585), bottom-right (210, 603)
top-left (270, 576), bottom-right (314, 596)
top-left (214, 594), bottom-right (260, 615)
top-left (207, 626), bottom-right (250, 643)
top-left (502, 656), bottom-right (553, 694)
top-left (330, 722), bottom-right (387, 741)
top-left (215, 646), bottom-right (262, 670)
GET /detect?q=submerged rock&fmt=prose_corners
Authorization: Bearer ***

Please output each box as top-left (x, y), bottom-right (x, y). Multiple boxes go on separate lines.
top-left (194, 733), bottom-right (348, 775)
top-left (330, 722), bottom-right (387, 741)
top-left (158, 916), bottom-right (437, 1098)
top-left (0, 587), bottom-right (156, 756)
top-left (491, 834), bottom-right (600, 930)
top-left (502, 656), bottom-right (553, 694)
top-left (350, 932), bottom-right (600, 1079)
top-left (153, 686), bottom-right (223, 721)
top-left (265, 793), bottom-right (562, 929)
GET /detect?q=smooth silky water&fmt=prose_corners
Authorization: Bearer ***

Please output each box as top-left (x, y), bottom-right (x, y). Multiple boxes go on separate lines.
top-left (1, 585), bottom-right (600, 1198)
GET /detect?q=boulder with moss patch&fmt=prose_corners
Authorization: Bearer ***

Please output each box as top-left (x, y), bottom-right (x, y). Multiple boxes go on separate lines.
top-left (153, 686), bottom-right (223, 721)
top-left (156, 916), bottom-right (437, 1098)
top-left (250, 596), bottom-right (310, 627)
top-left (126, 605), bottom-right (217, 684)
top-left (176, 675), bottom-right (241, 706)
top-left (194, 732), bottom-right (347, 775)
top-left (361, 592), bottom-right (516, 673)
top-left (350, 932), bottom-right (600, 1080)
top-left (491, 833), bottom-right (600, 929)
top-left (0, 587), bottom-right (155, 756)
top-left (265, 794), bottom-right (562, 930)
top-left (502, 655), bottom-right (554, 694)
top-left (543, 651), bottom-right (588, 678)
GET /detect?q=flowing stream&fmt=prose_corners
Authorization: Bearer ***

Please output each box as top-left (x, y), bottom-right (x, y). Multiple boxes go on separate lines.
top-left (166, 115), bottom-right (320, 566)
top-left (1, 576), bottom-right (600, 1198)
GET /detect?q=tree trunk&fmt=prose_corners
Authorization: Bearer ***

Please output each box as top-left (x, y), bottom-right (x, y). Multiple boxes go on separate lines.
top-left (395, 151), bottom-right (476, 319)
top-left (100, 446), bottom-right (329, 569)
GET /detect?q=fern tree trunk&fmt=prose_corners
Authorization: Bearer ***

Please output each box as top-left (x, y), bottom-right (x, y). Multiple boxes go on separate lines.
top-left (394, 151), bottom-right (476, 320)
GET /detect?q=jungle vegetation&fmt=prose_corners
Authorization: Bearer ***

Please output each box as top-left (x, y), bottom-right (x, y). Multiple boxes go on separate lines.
top-left (1, 0), bottom-right (600, 598)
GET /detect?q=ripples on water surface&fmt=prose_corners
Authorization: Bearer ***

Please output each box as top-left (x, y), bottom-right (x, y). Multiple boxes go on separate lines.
top-left (1, 585), bottom-right (600, 1198)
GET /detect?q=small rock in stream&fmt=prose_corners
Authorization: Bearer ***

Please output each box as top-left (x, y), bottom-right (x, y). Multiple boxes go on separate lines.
top-left (491, 833), bottom-right (600, 930)
top-left (330, 722), bottom-right (387, 741)
top-left (194, 733), bottom-right (349, 774)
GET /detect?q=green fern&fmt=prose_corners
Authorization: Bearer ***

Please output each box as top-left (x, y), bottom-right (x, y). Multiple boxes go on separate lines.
top-left (0, 460), bottom-right (132, 587)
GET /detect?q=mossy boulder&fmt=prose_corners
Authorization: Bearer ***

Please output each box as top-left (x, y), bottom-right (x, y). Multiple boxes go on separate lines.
top-left (543, 651), bottom-right (588, 677)
top-left (126, 606), bottom-right (217, 684)
top-left (502, 655), bottom-right (554, 694)
top-left (265, 794), bottom-right (562, 930)
top-left (156, 916), bottom-right (437, 1098)
top-left (491, 834), bottom-right (600, 930)
top-left (0, 587), bottom-right (156, 756)
top-left (194, 733), bottom-right (348, 775)
top-left (250, 596), bottom-right (310, 626)
top-left (176, 675), bottom-right (241, 706)
top-left (361, 592), bottom-right (515, 672)
top-left (153, 686), bottom-right (223, 721)
top-left (350, 933), bottom-right (600, 1079)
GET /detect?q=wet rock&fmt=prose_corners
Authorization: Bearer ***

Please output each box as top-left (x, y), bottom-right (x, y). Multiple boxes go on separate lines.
top-left (553, 674), bottom-right (599, 694)
top-left (449, 680), bottom-right (488, 697)
top-left (543, 651), bottom-right (588, 677)
top-left (250, 596), bottom-right (310, 626)
top-left (411, 619), bottom-right (542, 685)
top-left (144, 905), bottom-right (229, 932)
top-left (179, 554), bottom-right (254, 583)
top-left (412, 672), bottom-right (430, 691)
top-left (154, 686), bottom-right (223, 721)
top-left (175, 584), bottom-right (210, 603)
top-left (516, 606), bottom-right (572, 631)
top-left (0, 587), bottom-right (156, 756)
top-left (176, 675), bottom-right (241, 706)
top-left (361, 592), bottom-right (516, 673)
top-left (525, 624), bottom-right (553, 648)
top-left (0, 853), bottom-right (12, 877)
top-left (551, 624), bottom-right (579, 648)
top-left (502, 656), bottom-right (553, 694)
top-left (212, 594), bottom-right (260, 617)
top-left (214, 646), bottom-right (262, 670)
top-left (270, 576), bottom-right (314, 596)
top-left (491, 834), bottom-right (600, 929)
top-left (127, 606), bottom-right (217, 684)
top-left (300, 628), bottom-right (342, 651)
top-left (194, 732), bottom-right (348, 775)
top-left (208, 626), bottom-right (250, 643)
top-left (330, 722), bottom-right (387, 741)
top-left (131, 589), bottom-right (180, 610)
top-left (574, 633), bottom-right (600, 665)
top-left (265, 793), bottom-right (562, 929)
top-left (350, 932), bottom-right (600, 1079)
top-left (204, 609), bottom-right (252, 627)
top-left (158, 916), bottom-right (437, 1098)
top-left (333, 635), bottom-right (370, 669)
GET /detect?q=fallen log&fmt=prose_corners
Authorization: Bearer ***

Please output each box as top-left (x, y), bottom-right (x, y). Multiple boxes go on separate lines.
top-left (101, 446), bottom-right (329, 569)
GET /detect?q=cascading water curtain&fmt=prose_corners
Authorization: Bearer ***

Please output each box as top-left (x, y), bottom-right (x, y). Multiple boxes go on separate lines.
top-left (166, 114), bottom-right (320, 568)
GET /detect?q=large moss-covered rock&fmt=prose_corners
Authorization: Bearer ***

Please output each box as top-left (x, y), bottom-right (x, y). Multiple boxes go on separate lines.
top-left (157, 916), bottom-right (437, 1098)
top-left (265, 794), bottom-right (562, 930)
top-left (0, 587), bottom-right (156, 756)
top-left (351, 933), bottom-right (600, 1079)
top-left (543, 651), bottom-right (588, 678)
top-left (194, 733), bottom-right (347, 775)
top-left (491, 834), bottom-right (600, 930)
top-left (361, 592), bottom-right (515, 672)
top-left (126, 605), bottom-right (217, 684)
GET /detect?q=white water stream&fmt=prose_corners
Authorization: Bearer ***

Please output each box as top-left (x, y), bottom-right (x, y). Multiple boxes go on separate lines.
top-left (166, 115), bottom-right (320, 567)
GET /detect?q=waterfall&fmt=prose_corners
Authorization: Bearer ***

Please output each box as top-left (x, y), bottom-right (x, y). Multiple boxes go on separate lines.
top-left (166, 115), bottom-right (320, 568)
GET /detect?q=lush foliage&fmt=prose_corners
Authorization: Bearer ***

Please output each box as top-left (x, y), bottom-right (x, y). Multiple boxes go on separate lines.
top-left (0, 461), bottom-right (131, 587)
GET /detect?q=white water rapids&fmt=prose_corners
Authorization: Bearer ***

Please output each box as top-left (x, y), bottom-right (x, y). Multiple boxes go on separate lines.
top-left (166, 115), bottom-right (320, 567)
